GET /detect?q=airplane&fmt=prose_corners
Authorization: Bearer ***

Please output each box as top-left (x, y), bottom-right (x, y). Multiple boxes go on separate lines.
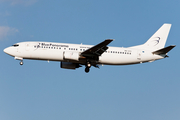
top-left (4, 23), bottom-right (175, 73)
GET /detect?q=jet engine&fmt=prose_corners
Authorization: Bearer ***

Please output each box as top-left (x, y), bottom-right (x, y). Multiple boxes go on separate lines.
top-left (63, 52), bottom-right (79, 61)
top-left (60, 62), bottom-right (81, 69)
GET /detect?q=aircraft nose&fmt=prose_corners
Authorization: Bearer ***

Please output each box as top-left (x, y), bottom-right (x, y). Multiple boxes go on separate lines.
top-left (3, 47), bottom-right (12, 55)
top-left (3, 47), bottom-right (8, 54)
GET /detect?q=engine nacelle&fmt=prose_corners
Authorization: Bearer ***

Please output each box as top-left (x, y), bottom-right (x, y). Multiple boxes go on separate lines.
top-left (63, 52), bottom-right (79, 61)
top-left (61, 62), bottom-right (80, 69)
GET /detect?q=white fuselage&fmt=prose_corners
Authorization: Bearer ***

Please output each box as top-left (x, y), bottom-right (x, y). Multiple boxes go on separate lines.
top-left (4, 41), bottom-right (164, 65)
top-left (3, 24), bottom-right (174, 73)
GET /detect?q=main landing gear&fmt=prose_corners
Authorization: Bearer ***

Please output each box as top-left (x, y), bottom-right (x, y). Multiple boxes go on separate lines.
top-left (85, 67), bottom-right (90, 73)
top-left (85, 62), bottom-right (91, 73)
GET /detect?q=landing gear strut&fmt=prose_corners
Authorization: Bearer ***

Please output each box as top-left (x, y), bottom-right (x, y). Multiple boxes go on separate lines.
top-left (14, 57), bottom-right (23, 66)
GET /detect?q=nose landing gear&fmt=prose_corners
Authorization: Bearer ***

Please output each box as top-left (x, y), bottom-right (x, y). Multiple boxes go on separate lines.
top-left (14, 57), bottom-right (23, 66)
top-left (20, 61), bottom-right (23, 65)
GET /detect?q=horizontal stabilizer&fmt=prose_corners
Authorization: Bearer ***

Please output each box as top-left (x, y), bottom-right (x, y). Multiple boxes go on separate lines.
top-left (152, 45), bottom-right (176, 55)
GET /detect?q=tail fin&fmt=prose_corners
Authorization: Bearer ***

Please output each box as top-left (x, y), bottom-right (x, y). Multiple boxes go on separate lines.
top-left (144, 23), bottom-right (171, 51)
top-left (130, 24), bottom-right (172, 51)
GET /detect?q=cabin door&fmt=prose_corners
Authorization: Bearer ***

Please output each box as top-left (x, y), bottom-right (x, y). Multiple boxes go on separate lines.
top-left (137, 51), bottom-right (141, 60)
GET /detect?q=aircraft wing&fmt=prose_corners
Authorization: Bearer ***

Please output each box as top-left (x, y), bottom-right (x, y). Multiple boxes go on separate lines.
top-left (81, 39), bottom-right (113, 57)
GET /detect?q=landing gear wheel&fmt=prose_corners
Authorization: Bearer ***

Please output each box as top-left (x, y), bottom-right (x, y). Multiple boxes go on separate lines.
top-left (20, 61), bottom-right (23, 65)
top-left (85, 67), bottom-right (90, 73)
top-left (87, 63), bottom-right (91, 68)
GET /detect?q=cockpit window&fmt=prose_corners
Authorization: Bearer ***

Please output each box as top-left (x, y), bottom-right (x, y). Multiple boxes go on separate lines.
top-left (12, 44), bottom-right (19, 47)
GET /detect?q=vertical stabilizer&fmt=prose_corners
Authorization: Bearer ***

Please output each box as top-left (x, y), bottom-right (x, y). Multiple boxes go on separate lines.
top-left (143, 23), bottom-right (171, 51)
top-left (130, 24), bottom-right (172, 51)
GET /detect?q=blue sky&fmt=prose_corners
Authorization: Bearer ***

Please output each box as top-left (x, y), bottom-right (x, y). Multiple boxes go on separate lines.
top-left (0, 0), bottom-right (180, 120)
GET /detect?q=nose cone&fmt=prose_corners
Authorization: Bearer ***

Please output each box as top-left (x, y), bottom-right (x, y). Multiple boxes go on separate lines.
top-left (3, 47), bottom-right (9, 54)
top-left (3, 47), bottom-right (14, 56)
